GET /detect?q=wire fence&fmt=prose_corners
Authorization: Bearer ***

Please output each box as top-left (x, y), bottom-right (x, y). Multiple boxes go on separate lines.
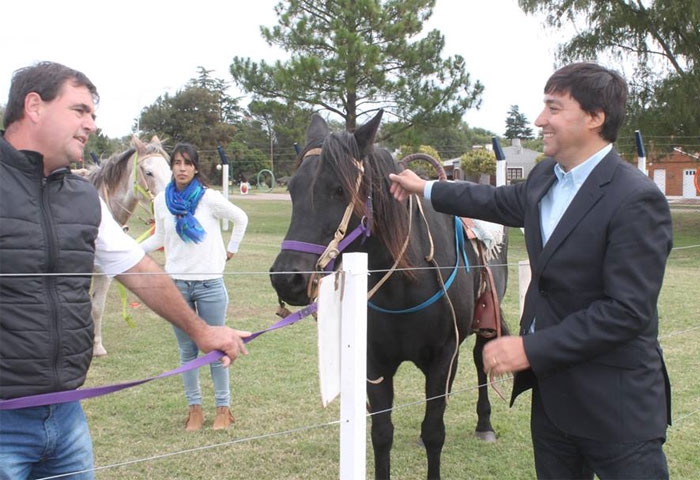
top-left (24, 243), bottom-right (700, 479)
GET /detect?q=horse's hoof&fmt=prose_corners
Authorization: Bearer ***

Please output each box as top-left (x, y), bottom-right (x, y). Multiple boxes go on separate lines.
top-left (474, 431), bottom-right (497, 442)
top-left (93, 345), bottom-right (108, 357)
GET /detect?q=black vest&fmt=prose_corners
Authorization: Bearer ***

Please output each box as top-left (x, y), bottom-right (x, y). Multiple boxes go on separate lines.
top-left (1, 135), bottom-right (101, 400)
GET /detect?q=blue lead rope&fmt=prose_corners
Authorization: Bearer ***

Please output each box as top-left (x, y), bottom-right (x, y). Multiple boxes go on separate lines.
top-left (368, 216), bottom-right (469, 314)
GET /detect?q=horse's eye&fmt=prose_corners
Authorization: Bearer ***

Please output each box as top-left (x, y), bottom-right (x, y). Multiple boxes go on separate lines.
top-left (334, 186), bottom-right (344, 197)
top-left (145, 171), bottom-right (153, 177)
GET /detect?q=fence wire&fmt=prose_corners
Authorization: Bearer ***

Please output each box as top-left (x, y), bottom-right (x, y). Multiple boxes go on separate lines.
top-left (11, 244), bottom-right (698, 479)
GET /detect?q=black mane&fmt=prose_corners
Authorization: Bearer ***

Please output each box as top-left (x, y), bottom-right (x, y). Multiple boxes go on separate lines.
top-left (319, 131), bottom-right (411, 270)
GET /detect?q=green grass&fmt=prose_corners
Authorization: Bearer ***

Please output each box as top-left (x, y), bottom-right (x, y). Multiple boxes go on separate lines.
top-left (83, 200), bottom-right (700, 479)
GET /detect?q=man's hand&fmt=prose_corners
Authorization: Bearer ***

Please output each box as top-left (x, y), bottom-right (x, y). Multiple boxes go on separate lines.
top-left (483, 336), bottom-right (530, 376)
top-left (388, 169), bottom-right (427, 202)
top-left (194, 326), bottom-right (250, 367)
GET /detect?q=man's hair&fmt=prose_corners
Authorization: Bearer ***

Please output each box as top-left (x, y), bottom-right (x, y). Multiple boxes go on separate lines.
top-left (3, 61), bottom-right (99, 128)
top-left (544, 62), bottom-right (627, 142)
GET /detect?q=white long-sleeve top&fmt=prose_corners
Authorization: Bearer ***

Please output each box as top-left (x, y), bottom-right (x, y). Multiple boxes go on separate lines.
top-left (140, 188), bottom-right (248, 281)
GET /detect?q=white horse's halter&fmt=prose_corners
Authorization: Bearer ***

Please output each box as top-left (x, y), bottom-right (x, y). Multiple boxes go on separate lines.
top-left (101, 151), bottom-right (162, 226)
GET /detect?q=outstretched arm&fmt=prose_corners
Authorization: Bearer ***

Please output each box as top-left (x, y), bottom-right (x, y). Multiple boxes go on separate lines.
top-left (115, 255), bottom-right (250, 366)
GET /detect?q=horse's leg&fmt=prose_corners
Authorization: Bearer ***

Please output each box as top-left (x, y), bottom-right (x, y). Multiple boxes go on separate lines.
top-left (368, 373), bottom-right (395, 480)
top-left (420, 344), bottom-right (460, 480)
top-left (473, 334), bottom-right (497, 441)
top-left (91, 274), bottom-right (111, 357)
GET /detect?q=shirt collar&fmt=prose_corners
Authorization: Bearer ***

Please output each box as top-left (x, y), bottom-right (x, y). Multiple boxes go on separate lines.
top-left (553, 143), bottom-right (612, 187)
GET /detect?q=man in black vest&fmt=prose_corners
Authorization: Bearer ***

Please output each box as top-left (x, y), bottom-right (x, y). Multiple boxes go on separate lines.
top-left (0, 61), bottom-right (250, 480)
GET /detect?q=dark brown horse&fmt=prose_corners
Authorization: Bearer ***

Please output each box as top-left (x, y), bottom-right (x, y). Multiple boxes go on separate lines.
top-left (270, 111), bottom-right (508, 479)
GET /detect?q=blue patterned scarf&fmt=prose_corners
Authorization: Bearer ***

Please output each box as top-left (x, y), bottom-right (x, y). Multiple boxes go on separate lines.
top-left (165, 178), bottom-right (206, 243)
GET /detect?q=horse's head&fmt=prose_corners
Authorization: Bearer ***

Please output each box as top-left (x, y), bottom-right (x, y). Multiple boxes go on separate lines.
top-left (90, 136), bottom-right (171, 225)
top-left (132, 135), bottom-right (171, 202)
top-left (270, 110), bottom-right (410, 306)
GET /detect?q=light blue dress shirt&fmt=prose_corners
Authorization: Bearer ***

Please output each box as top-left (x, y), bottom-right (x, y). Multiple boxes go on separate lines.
top-left (539, 144), bottom-right (612, 245)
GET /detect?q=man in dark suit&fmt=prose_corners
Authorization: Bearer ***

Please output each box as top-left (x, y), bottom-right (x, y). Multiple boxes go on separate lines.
top-left (389, 62), bottom-right (672, 479)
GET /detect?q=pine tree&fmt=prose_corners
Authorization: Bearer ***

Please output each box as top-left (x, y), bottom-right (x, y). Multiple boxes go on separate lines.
top-left (230, 0), bottom-right (482, 132)
top-left (504, 105), bottom-right (534, 139)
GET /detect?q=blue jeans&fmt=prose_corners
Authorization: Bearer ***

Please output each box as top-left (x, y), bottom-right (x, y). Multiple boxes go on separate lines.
top-left (0, 401), bottom-right (94, 480)
top-left (173, 278), bottom-right (230, 407)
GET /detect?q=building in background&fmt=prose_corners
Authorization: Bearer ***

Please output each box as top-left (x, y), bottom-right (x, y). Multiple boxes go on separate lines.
top-left (501, 139), bottom-right (540, 184)
top-left (646, 148), bottom-right (700, 199)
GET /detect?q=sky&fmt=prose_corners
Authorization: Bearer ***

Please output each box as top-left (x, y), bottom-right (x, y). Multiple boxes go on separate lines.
top-left (1, 0), bottom-right (565, 139)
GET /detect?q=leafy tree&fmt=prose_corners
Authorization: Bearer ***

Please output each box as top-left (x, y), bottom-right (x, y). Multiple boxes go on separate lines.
top-left (138, 70), bottom-right (240, 176)
top-left (247, 100), bottom-right (317, 176)
top-left (230, 0), bottom-right (483, 134)
top-left (522, 136), bottom-right (544, 153)
top-left (470, 127), bottom-right (498, 149)
top-left (190, 67), bottom-right (243, 124)
top-left (84, 130), bottom-right (128, 165)
top-left (225, 137), bottom-right (270, 182)
top-left (139, 88), bottom-right (236, 148)
top-left (518, 0), bottom-right (700, 137)
top-left (382, 120), bottom-right (496, 160)
top-left (504, 105), bottom-right (534, 139)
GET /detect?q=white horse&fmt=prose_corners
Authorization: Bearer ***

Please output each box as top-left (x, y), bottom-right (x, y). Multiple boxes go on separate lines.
top-left (87, 136), bottom-right (171, 356)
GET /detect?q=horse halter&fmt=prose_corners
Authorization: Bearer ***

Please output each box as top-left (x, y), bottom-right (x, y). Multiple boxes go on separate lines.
top-left (131, 151), bottom-right (157, 201)
top-left (280, 149), bottom-right (371, 300)
top-left (102, 151), bottom-right (159, 226)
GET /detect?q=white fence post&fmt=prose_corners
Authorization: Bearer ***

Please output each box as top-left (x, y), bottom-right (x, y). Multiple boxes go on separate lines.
top-left (518, 260), bottom-right (531, 317)
top-left (492, 136), bottom-right (507, 187)
top-left (221, 163), bottom-right (230, 231)
top-left (339, 252), bottom-right (368, 480)
top-left (635, 130), bottom-right (647, 175)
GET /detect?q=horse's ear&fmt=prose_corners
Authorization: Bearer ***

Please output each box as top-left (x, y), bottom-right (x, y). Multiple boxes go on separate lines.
top-left (150, 135), bottom-right (161, 146)
top-left (132, 135), bottom-right (145, 153)
top-left (354, 110), bottom-right (383, 156)
top-left (306, 113), bottom-right (329, 145)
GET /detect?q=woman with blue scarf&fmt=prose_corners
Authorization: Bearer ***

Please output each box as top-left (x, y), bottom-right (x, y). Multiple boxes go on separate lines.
top-left (141, 143), bottom-right (248, 431)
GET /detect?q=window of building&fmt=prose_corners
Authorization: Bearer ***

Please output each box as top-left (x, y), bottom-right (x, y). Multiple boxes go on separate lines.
top-left (507, 167), bottom-right (524, 184)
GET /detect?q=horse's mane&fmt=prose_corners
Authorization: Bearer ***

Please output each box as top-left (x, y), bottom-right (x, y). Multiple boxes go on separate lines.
top-left (320, 131), bottom-right (411, 270)
top-left (89, 139), bottom-right (169, 192)
top-left (88, 148), bottom-right (135, 191)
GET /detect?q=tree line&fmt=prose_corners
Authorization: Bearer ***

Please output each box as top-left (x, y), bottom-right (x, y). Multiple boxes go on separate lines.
top-left (5, 0), bottom-right (696, 182)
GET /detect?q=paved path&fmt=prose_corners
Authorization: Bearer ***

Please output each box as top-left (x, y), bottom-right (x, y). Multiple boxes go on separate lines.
top-left (230, 192), bottom-right (291, 201)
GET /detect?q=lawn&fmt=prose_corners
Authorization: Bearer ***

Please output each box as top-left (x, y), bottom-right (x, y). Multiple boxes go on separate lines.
top-left (83, 195), bottom-right (700, 479)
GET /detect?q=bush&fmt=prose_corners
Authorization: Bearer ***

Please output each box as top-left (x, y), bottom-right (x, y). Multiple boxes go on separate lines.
top-left (460, 148), bottom-right (496, 175)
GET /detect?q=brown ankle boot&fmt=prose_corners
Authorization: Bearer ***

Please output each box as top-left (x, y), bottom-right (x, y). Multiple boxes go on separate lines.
top-left (212, 406), bottom-right (235, 430)
top-left (185, 405), bottom-right (204, 431)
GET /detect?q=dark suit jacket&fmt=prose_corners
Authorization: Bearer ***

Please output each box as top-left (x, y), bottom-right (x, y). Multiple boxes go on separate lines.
top-left (431, 150), bottom-right (672, 442)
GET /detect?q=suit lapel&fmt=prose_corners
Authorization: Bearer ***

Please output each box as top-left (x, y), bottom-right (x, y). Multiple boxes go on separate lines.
top-left (535, 152), bottom-right (618, 274)
top-left (526, 161), bottom-right (557, 265)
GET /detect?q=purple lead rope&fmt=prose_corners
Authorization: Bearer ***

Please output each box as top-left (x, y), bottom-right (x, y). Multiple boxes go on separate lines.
top-left (0, 303), bottom-right (317, 411)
